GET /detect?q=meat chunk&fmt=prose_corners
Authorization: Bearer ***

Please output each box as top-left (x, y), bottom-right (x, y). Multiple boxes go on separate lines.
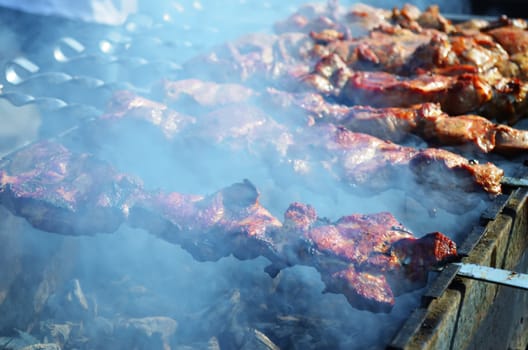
top-left (152, 79), bottom-right (257, 111)
top-left (0, 142), bottom-right (459, 313)
top-left (267, 90), bottom-right (508, 151)
top-left (0, 141), bottom-right (142, 235)
top-left (181, 32), bottom-right (315, 89)
top-left (339, 70), bottom-right (493, 116)
top-left (103, 91), bottom-right (293, 157)
top-left (102, 90), bottom-right (196, 139)
top-left (310, 28), bottom-right (435, 73)
top-left (403, 33), bottom-right (512, 80)
top-left (488, 26), bottom-right (528, 55)
top-left (409, 147), bottom-right (503, 195)
top-left (101, 91), bottom-right (504, 214)
top-left (129, 179), bottom-right (283, 262)
top-left (320, 126), bottom-right (504, 197)
top-left (324, 266), bottom-right (395, 313)
top-left (337, 103), bottom-right (528, 154)
top-left (280, 205), bottom-right (458, 312)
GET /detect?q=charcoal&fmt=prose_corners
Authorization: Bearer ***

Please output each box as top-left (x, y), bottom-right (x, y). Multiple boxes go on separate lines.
top-left (44, 279), bottom-right (93, 322)
top-left (114, 316), bottom-right (177, 350)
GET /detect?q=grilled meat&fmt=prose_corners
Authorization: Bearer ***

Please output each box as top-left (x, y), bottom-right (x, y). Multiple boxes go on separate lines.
top-left (339, 103), bottom-right (528, 154)
top-left (101, 90), bottom-right (504, 214)
top-left (304, 57), bottom-right (493, 114)
top-left (181, 32), bottom-right (315, 89)
top-left (487, 26), bottom-right (528, 56)
top-left (152, 79), bottom-right (257, 111)
top-left (0, 141), bottom-right (142, 235)
top-left (279, 204), bottom-right (458, 312)
top-left (273, 3), bottom-right (391, 37)
top-left (0, 142), bottom-right (458, 313)
top-left (128, 179), bottom-right (283, 262)
top-left (309, 27), bottom-right (435, 74)
top-left (267, 89), bottom-right (528, 154)
top-left (303, 54), bottom-right (528, 122)
top-left (312, 125), bottom-right (503, 197)
top-left (486, 25), bottom-right (528, 81)
top-left (103, 90), bottom-right (293, 157)
top-left (296, 6), bottom-right (516, 80)
top-left (402, 32), bottom-right (513, 79)
top-left (340, 70), bottom-right (491, 115)
top-left (102, 90), bottom-right (196, 139)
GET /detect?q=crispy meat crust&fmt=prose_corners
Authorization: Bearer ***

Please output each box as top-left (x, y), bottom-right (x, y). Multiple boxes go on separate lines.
top-left (0, 142), bottom-right (459, 312)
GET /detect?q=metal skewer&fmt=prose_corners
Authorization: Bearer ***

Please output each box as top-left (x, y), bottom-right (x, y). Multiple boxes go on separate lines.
top-left (453, 262), bottom-right (528, 290)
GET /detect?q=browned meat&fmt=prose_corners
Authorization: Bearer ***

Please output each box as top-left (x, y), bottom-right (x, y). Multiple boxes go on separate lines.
top-left (0, 141), bottom-right (142, 235)
top-left (265, 90), bottom-right (528, 154)
top-left (103, 91), bottom-right (293, 157)
top-left (303, 10), bottom-right (514, 79)
top-left (411, 5), bottom-right (455, 32)
top-left (390, 231), bottom-right (458, 283)
top-left (152, 79), bottom-right (257, 110)
top-left (488, 26), bottom-right (528, 55)
top-left (409, 147), bottom-right (503, 195)
top-left (100, 90), bottom-right (504, 214)
top-left (311, 28), bottom-right (435, 74)
top-left (0, 142), bottom-right (459, 313)
top-left (129, 179), bottom-right (283, 262)
top-left (181, 32), bottom-right (315, 88)
top-left (273, 2), bottom-right (392, 38)
top-left (280, 205), bottom-right (458, 312)
top-left (303, 56), bottom-right (528, 122)
top-left (482, 77), bottom-right (528, 124)
top-left (339, 70), bottom-right (493, 116)
top-left (102, 90), bottom-right (196, 139)
top-left (403, 32), bottom-right (513, 80)
top-left (312, 125), bottom-right (504, 200)
top-left (324, 266), bottom-right (395, 313)
top-left (337, 103), bottom-right (528, 154)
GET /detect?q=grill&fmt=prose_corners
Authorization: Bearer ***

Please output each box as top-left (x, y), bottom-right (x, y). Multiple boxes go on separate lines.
top-left (1, 2), bottom-right (528, 350)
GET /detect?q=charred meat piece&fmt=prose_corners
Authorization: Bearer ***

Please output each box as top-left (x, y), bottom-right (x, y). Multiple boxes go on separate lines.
top-left (101, 90), bottom-right (503, 213)
top-left (266, 89), bottom-right (528, 154)
top-left (281, 204), bottom-right (458, 312)
top-left (487, 26), bottom-right (528, 56)
top-left (103, 90), bottom-right (293, 158)
top-left (307, 62), bottom-right (528, 122)
top-left (102, 90), bottom-right (196, 139)
top-left (310, 28), bottom-right (438, 74)
top-left (390, 231), bottom-right (458, 284)
top-left (129, 179), bottom-right (283, 262)
top-left (320, 125), bottom-right (504, 197)
top-left (339, 103), bottom-right (528, 154)
top-left (0, 141), bottom-right (142, 235)
top-left (339, 70), bottom-right (493, 116)
top-left (403, 32), bottom-right (513, 80)
top-left (0, 141), bottom-right (460, 313)
top-left (152, 79), bottom-right (257, 111)
top-left (181, 32), bottom-right (315, 88)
